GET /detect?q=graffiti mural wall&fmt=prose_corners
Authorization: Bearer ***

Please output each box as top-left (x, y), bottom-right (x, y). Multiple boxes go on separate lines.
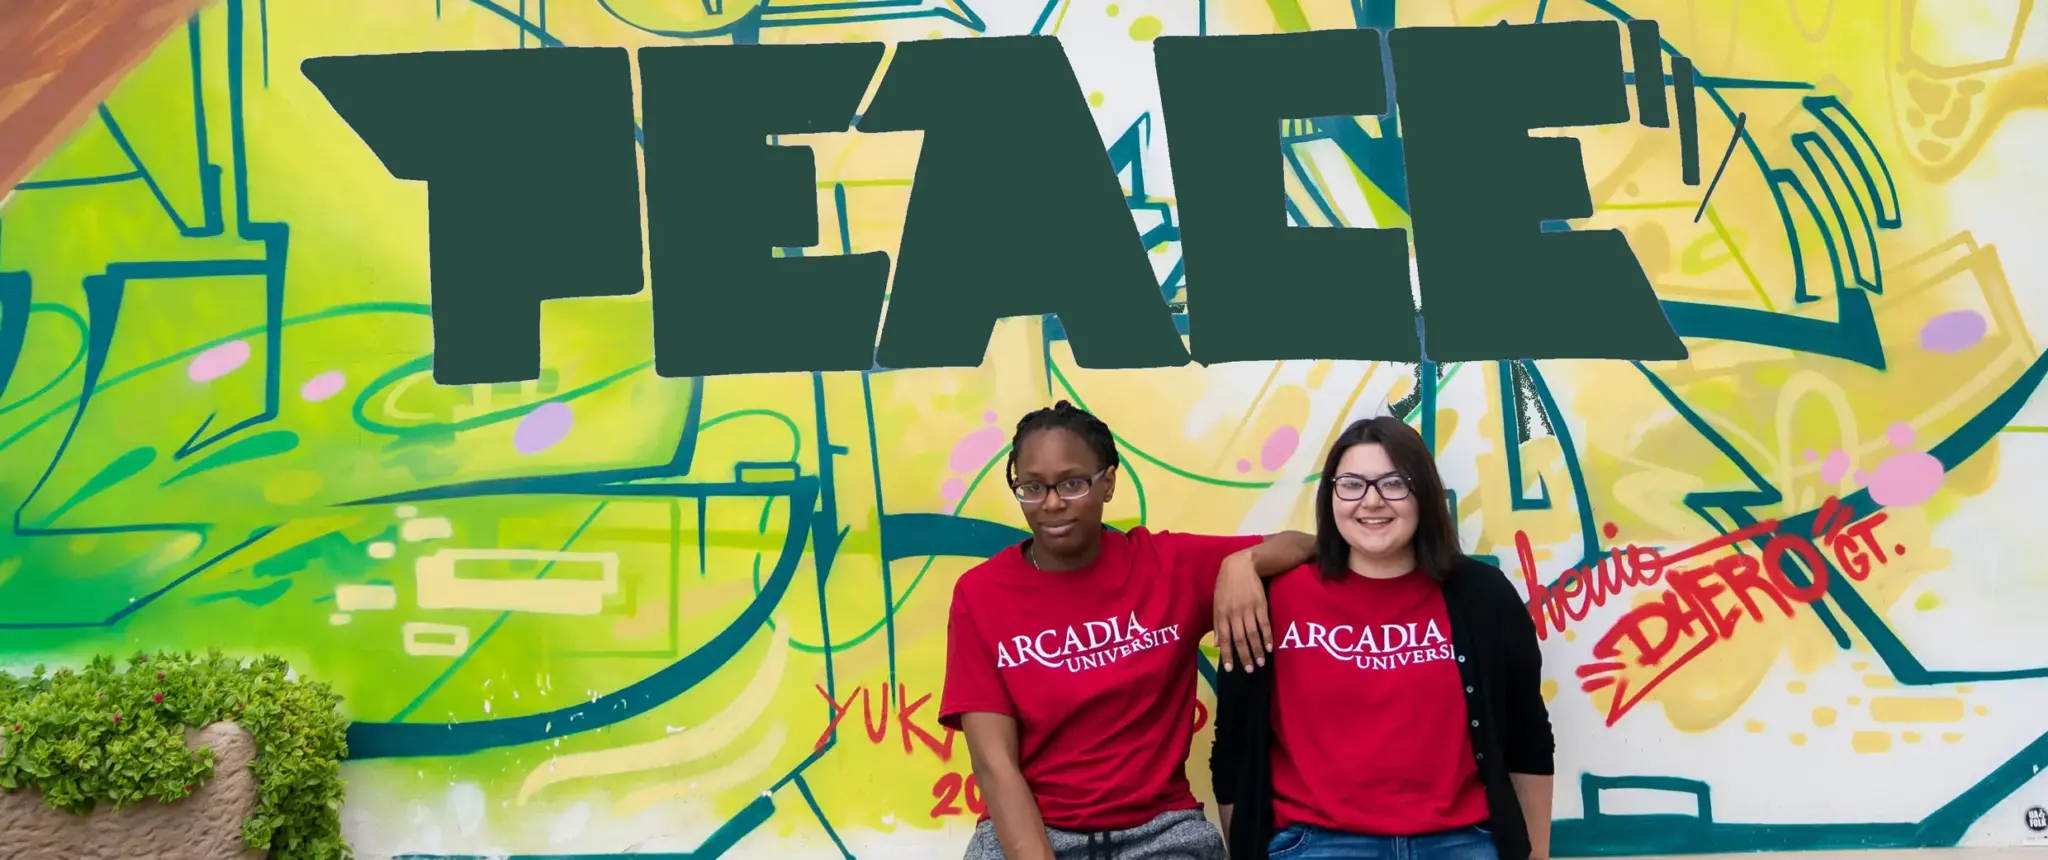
top-left (4, 0), bottom-right (2048, 857)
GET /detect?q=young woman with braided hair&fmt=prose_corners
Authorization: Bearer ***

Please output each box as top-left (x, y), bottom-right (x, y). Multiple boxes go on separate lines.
top-left (940, 400), bottom-right (1315, 860)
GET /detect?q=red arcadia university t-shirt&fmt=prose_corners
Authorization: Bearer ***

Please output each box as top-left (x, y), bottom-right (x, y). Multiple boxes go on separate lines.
top-left (939, 527), bottom-right (1262, 831)
top-left (1267, 564), bottom-right (1489, 835)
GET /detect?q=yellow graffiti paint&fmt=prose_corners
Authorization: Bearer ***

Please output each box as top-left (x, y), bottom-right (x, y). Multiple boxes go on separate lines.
top-left (3, 0), bottom-right (2047, 856)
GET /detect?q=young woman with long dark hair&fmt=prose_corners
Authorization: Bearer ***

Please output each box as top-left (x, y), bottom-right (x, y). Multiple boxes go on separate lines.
top-left (1211, 416), bottom-right (1555, 860)
top-left (940, 401), bottom-right (1315, 860)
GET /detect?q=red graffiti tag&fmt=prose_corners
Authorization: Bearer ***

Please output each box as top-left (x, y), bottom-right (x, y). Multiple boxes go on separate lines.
top-left (1572, 499), bottom-right (1897, 725)
top-left (930, 772), bottom-right (988, 818)
top-left (812, 683), bottom-right (959, 762)
top-left (817, 687), bottom-right (1207, 771)
top-left (1519, 518), bottom-right (1784, 641)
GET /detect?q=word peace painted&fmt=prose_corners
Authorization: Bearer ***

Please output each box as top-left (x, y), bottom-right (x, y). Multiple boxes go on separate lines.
top-left (301, 21), bottom-right (1690, 384)
top-left (1534, 498), bottom-right (1904, 725)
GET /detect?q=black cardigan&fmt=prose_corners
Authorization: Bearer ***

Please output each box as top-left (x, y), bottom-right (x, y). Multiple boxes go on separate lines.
top-left (1209, 557), bottom-right (1556, 860)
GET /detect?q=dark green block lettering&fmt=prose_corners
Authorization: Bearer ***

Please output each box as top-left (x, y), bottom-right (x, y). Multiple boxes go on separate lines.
top-left (640, 43), bottom-right (890, 377)
top-left (1388, 22), bottom-right (1687, 362)
top-left (1156, 29), bottom-right (1419, 364)
top-left (859, 36), bottom-right (1188, 370)
top-left (302, 48), bottom-right (645, 384)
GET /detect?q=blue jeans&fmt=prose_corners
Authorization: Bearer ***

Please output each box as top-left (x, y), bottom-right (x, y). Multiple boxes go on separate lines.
top-left (1267, 824), bottom-right (1500, 860)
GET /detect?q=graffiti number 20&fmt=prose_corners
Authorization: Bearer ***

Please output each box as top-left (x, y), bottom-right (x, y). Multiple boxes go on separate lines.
top-left (930, 772), bottom-right (986, 819)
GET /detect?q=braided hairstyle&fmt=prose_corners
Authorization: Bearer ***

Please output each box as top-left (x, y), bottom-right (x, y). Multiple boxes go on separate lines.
top-left (1005, 400), bottom-right (1120, 486)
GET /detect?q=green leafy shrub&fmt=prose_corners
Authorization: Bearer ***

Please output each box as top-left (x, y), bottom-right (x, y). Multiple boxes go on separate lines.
top-left (0, 650), bottom-right (350, 860)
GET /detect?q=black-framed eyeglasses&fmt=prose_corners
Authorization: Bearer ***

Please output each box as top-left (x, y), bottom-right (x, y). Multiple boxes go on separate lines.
top-left (1332, 472), bottom-right (1411, 502)
top-left (1013, 469), bottom-right (1108, 504)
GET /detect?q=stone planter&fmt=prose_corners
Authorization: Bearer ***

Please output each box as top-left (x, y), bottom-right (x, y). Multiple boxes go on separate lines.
top-left (0, 721), bottom-right (263, 860)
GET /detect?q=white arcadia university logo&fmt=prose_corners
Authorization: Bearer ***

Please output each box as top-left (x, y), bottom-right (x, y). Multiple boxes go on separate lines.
top-left (995, 611), bottom-right (1183, 673)
top-left (1278, 619), bottom-right (1455, 671)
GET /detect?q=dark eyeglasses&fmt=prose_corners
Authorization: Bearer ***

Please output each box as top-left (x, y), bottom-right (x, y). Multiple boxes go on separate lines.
top-left (1332, 473), bottom-right (1412, 502)
top-left (1013, 469), bottom-right (1108, 504)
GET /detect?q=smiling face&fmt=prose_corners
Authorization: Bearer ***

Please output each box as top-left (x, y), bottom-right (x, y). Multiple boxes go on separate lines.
top-left (1011, 427), bottom-right (1114, 565)
top-left (1330, 442), bottom-right (1420, 569)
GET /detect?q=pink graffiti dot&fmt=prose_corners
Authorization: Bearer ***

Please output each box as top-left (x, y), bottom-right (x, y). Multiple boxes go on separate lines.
top-left (1854, 470), bottom-right (1872, 486)
top-left (513, 402), bottom-right (574, 454)
top-left (1886, 422), bottom-right (1916, 450)
top-left (1918, 310), bottom-right (1986, 354)
top-left (1819, 450), bottom-right (1852, 484)
top-left (1868, 452), bottom-right (1943, 507)
top-left (187, 340), bottom-right (251, 383)
top-left (983, 411), bottom-right (998, 425)
top-left (940, 478), bottom-right (967, 503)
top-left (1803, 449), bottom-right (1817, 461)
top-left (299, 371), bottom-right (346, 403)
top-left (1259, 426), bottom-right (1300, 471)
top-left (949, 426), bottom-right (1008, 474)
top-left (1236, 459), bottom-right (1252, 474)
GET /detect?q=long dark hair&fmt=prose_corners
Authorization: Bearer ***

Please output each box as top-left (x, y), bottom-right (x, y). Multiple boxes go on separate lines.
top-left (1314, 416), bottom-right (1463, 581)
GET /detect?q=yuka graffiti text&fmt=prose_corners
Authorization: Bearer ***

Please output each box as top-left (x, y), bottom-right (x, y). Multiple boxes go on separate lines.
top-left (812, 683), bottom-right (957, 762)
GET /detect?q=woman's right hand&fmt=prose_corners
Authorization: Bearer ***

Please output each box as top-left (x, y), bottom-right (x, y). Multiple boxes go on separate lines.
top-left (1214, 550), bottom-right (1272, 673)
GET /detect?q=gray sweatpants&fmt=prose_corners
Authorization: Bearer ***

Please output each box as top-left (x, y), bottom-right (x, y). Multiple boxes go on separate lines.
top-left (963, 808), bottom-right (1226, 860)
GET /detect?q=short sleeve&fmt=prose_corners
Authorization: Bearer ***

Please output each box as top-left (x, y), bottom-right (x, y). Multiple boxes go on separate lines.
top-left (938, 583), bottom-right (1014, 731)
top-left (1153, 531), bottom-right (1265, 614)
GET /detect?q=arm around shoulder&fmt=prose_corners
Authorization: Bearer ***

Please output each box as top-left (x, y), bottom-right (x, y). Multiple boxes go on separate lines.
top-left (1246, 530), bottom-right (1315, 576)
top-left (1214, 531), bottom-right (1314, 671)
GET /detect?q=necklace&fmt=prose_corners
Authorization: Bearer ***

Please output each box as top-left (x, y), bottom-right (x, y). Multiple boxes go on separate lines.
top-left (1025, 543), bottom-right (1041, 570)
